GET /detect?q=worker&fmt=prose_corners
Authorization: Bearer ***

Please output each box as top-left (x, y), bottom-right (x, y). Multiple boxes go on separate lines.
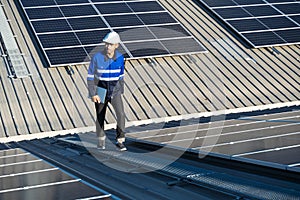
top-left (87, 31), bottom-right (126, 151)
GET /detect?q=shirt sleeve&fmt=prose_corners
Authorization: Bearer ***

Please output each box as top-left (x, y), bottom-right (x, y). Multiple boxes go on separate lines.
top-left (87, 56), bottom-right (97, 98)
top-left (119, 56), bottom-right (125, 80)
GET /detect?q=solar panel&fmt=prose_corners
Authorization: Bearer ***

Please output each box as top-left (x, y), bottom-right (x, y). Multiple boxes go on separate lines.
top-left (0, 148), bottom-right (110, 199)
top-left (200, 0), bottom-right (300, 48)
top-left (18, 0), bottom-right (207, 67)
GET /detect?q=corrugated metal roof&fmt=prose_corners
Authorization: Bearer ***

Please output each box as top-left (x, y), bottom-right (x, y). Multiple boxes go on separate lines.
top-left (0, 0), bottom-right (299, 139)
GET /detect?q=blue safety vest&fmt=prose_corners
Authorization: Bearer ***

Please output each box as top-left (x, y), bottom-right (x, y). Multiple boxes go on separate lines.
top-left (87, 50), bottom-right (124, 99)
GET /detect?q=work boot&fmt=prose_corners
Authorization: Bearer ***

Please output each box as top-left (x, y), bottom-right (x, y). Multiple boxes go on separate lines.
top-left (97, 136), bottom-right (106, 150)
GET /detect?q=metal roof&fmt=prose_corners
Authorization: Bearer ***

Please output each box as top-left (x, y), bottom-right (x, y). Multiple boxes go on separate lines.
top-left (0, 0), bottom-right (299, 140)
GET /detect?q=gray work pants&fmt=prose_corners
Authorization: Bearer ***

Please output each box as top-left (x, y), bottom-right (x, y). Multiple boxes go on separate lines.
top-left (95, 94), bottom-right (125, 142)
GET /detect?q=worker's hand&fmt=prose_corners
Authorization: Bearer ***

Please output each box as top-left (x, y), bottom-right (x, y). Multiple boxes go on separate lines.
top-left (91, 95), bottom-right (101, 103)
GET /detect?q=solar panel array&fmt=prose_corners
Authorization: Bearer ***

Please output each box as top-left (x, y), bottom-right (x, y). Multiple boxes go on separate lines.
top-left (19, 0), bottom-right (207, 67)
top-left (199, 0), bottom-right (300, 48)
top-left (0, 148), bottom-right (110, 199)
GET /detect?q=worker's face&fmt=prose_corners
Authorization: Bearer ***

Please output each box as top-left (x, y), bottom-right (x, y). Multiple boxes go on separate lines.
top-left (105, 43), bottom-right (119, 55)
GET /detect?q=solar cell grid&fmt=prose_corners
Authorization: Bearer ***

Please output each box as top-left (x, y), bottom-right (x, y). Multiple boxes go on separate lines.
top-left (0, 149), bottom-right (107, 199)
top-left (56, 0), bottom-right (90, 4)
top-left (214, 7), bottom-right (251, 19)
top-left (290, 15), bottom-right (300, 24)
top-left (91, 0), bottom-right (138, 2)
top-left (138, 12), bottom-right (177, 25)
top-left (273, 3), bottom-right (300, 14)
top-left (127, 1), bottom-right (165, 12)
top-left (259, 16), bottom-right (298, 29)
top-left (161, 38), bottom-right (206, 54)
top-left (75, 30), bottom-right (109, 45)
top-left (105, 14), bottom-right (144, 27)
top-left (32, 19), bottom-right (71, 33)
top-left (242, 31), bottom-right (286, 46)
top-left (39, 32), bottom-right (81, 48)
top-left (199, 0), bottom-right (300, 47)
top-left (266, 0), bottom-right (297, 3)
top-left (25, 7), bottom-right (63, 19)
top-left (244, 5), bottom-right (282, 17)
top-left (45, 47), bottom-right (89, 65)
top-left (200, 0), bottom-right (237, 7)
top-left (19, 0), bottom-right (207, 66)
top-left (20, 0), bottom-right (55, 7)
top-left (59, 5), bottom-right (98, 17)
top-left (85, 44), bottom-right (128, 58)
top-left (228, 19), bottom-right (267, 32)
top-left (114, 27), bottom-right (156, 41)
top-left (148, 24), bottom-right (191, 38)
top-left (95, 3), bottom-right (132, 14)
top-left (125, 40), bottom-right (169, 57)
top-left (234, 0), bottom-right (266, 5)
top-left (276, 28), bottom-right (300, 43)
top-left (84, 45), bottom-right (105, 58)
top-left (0, 170), bottom-right (73, 191)
top-left (68, 17), bottom-right (107, 30)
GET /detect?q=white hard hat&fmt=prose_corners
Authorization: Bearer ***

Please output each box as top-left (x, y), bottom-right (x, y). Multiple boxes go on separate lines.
top-left (103, 31), bottom-right (121, 44)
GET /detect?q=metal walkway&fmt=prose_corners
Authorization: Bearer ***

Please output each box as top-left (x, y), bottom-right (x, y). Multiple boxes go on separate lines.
top-left (0, 4), bottom-right (29, 78)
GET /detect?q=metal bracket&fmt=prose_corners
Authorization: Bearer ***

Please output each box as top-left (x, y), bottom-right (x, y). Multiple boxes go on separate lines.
top-left (268, 46), bottom-right (281, 55)
top-left (146, 57), bottom-right (157, 67)
top-left (65, 65), bottom-right (75, 75)
top-left (186, 54), bottom-right (197, 64)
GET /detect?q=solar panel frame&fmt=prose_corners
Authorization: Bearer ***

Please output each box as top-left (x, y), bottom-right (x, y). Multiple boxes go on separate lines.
top-left (19, 0), bottom-right (207, 67)
top-left (199, 0), bottom-right (300, 48)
